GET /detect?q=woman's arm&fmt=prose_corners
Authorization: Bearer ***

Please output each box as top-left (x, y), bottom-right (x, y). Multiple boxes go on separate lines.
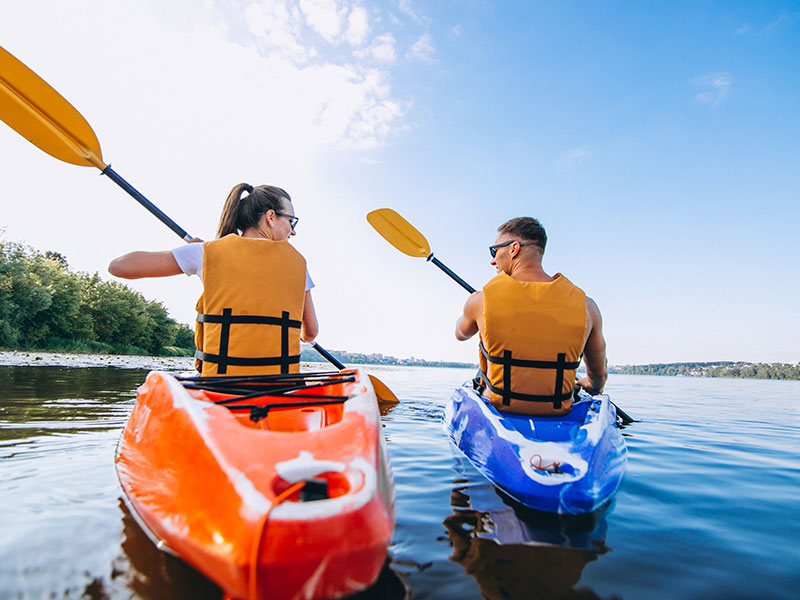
top-left (300, 290), bottom-right (319, 343)
top-left (108, 250), bottom-right (183, 279)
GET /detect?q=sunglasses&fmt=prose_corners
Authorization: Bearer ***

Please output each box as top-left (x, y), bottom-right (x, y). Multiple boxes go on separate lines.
top-left (274, 211), bottom-right (299, 231)
top-left (489, 240), bottom-right (523, 258)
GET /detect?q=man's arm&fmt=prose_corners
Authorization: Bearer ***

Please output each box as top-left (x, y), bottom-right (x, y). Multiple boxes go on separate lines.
top-left (455, 291), bottom-right (482, 341)
top-left (577, 296), bottom-right (608, 395)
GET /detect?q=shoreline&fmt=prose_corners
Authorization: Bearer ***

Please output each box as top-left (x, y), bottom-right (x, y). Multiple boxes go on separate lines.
top-left (0, 350), bottom-right (196, 370)
top-left (0, 350), bottom-right (476, 372)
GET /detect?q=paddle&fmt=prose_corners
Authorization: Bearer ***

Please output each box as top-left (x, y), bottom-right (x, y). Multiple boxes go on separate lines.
top-left (367, 208), bottom-right (634, 422)
top-left (0, 46), bottom-right (398, 403)
top-left (366, 208), bottom-right (477, 294)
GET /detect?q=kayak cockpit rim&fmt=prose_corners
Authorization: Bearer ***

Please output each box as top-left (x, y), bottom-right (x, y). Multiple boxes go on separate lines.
top-left (175, 369), bottom-right (361, 424)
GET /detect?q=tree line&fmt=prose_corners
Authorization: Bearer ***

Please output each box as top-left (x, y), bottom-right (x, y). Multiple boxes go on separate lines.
top-left (616, 361), bottom-right (800, 381)
top-left (0, 239), bottom-right (194, 356)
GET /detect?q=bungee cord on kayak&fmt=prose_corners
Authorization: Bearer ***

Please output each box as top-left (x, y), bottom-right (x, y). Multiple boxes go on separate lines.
top-left (249, 480), bottom-right (308, 600)
top-left (529, 454), bottom-right (563, 474)
top-left (176, 371), bottom-right (358, 424)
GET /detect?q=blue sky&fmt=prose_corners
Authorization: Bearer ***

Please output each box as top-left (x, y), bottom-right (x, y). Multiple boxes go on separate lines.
top-left (1, 1), bottom-right (798, 364)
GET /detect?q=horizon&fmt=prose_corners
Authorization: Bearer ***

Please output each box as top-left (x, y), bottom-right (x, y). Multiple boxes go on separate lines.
top-left (1, 1), bottom-right (798, 365)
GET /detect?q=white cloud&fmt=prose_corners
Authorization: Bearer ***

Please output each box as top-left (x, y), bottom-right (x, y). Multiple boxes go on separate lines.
top-left (356, 33), bottom-right (398, 64)
top-left (407, 32), bottom-right (436, 62)
top-left (345, 5), bottom-right (369, 46)
top-left (299, 0), bottom-right (347, 43)
top-left (694, 72), bottom-right (732, 107)
top-left (245, 0), bottom-right (310, 61)
top-left (762, 11), bottom-right (794, 33)
top-left (557, 146), bottom-right (592, 166)
top-left (199, 1), bottom-right (410, 149)
top-left (397, 0), bottom-right (427, 25)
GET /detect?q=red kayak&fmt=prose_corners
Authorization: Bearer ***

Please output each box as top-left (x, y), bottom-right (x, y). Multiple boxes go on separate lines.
top-left (116, 368), bottom-right (395, 599)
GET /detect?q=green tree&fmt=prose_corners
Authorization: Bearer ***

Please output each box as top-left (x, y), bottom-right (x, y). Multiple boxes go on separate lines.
top-left (0, 241), bottom-right (53, 345)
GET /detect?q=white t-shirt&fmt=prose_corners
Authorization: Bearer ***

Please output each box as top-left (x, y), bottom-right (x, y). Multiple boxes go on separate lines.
top-left (172, 242), bottom-right (314, 291)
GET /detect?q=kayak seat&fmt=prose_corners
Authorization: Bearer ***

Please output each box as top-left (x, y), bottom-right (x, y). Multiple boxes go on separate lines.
top-left (494, 400), bottom-right (592, 442)
top-left (263, 405), bottom-right (326, 432)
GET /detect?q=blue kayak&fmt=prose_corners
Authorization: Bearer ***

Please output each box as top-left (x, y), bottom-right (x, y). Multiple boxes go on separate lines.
top-left (443, 382), bottom-right (627, 514)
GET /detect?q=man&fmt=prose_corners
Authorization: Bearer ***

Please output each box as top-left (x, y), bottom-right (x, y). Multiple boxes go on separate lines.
top-left (455, 217), bottom-right (607, 416)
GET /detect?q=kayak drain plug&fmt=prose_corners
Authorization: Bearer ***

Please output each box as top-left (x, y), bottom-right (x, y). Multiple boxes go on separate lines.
top-left (299, 478), bottom-right (330, 501)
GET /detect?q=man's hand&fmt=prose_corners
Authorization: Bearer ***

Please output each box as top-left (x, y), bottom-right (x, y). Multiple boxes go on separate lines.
top-left (576, 375), bottom-right (604, 396)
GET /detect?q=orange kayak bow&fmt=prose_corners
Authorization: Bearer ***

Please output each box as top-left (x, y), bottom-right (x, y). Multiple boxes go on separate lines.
top-left (116, 369), bottom-right (395, 599)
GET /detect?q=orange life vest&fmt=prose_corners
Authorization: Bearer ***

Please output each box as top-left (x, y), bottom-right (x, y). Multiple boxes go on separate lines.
top-left (479, 273), bottom-right (587, 416)
top-left (194, 234), bottom-right (306, 376)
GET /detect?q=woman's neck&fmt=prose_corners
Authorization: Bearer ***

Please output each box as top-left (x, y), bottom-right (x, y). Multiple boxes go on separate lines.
top-left (242, 227), bottom-right (273, 240)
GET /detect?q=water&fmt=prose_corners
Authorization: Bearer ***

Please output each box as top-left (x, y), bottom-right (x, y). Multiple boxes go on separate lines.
top-left (1, 362), bottom-right (798, 599)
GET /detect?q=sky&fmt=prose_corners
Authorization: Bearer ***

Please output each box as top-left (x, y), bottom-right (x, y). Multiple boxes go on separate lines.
top-left (1, 0), bottom-right (798, 365)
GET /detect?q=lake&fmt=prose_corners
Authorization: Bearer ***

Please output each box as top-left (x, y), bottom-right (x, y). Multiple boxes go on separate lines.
top-left (0, 360), bottom-right (798, 599)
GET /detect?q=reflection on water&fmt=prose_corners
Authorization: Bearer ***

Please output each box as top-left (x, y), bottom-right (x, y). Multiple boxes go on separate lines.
top-left (0, 365), bottom-right (143, 442)
top-left (116, 494), bottom-right (408, 599)
top-left (116, 491), bottom-right (408, 600)
top-left (114, 498), bottom-right (222, 600)
top-left (444, 482), bottom-right (614, 600)
top-left (0, 364), bottom-right (410, 599)
top-left (1, 364), bottom-right (799, 599)
top-left (448, 483), bottom-right (609, 550)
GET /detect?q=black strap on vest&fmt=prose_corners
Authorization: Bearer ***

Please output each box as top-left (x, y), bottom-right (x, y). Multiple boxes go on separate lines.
top-left (195, 308), bottom-right (301, 375)
top-left (479, 341), bottom-right (580, 409)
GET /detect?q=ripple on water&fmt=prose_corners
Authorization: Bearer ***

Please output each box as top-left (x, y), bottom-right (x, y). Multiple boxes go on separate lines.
top-left (0, 366), bottom-right (798, 599)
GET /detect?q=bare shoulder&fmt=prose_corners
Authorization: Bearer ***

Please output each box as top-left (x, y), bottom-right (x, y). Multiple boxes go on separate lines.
top-left (464, 290), bottom-right (484, 316)
top-left (585, 295), bottom-right (602, 316)
top-left (585, 295), bottom-right (603, 331)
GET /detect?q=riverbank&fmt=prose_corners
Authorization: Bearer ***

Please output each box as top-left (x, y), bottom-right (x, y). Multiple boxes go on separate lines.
top-left (615, 361), bottom-right (800, 380)
top-left (0, 349), bottom-right (477, 371)
top-left (0, 350), bottom-right (350, 372)
top-left (0, 350), bottom-right (196, 370)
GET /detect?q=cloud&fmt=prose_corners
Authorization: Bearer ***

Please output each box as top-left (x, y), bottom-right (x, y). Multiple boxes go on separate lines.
top-left (356, 33), bottom-right (398, 64)
top-left (693, 72), bottom-right (732, 107)
top-left (224, 1), bottom-right (419, 147)
top-left (397, 0), bottom-right (428, 25)
top-left (1, 0), bottom-right (419, 183)
top-left (298, 0), bottom-right (347, 43)
top-left (557, 146), bottom-right (592, 166)
top-left (407, 33), bottom-right (436, 62)
top-left (762, 11), bottom-right (795, 33)
top-left (345, 5), bottom-right (370, 46)
top-left (245, 0), bottom-right (310, 61)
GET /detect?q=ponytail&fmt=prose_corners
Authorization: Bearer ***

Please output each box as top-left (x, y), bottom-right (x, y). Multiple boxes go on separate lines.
top-left (216, 183), bottom-right (291, 238)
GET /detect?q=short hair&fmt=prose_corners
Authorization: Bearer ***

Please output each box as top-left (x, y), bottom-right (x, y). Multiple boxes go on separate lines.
top-left (498, 217), bottom-right (547, 252)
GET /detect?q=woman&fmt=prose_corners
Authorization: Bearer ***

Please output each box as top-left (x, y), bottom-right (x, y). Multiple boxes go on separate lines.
top-left (109, 183), bottom-right (318, 376)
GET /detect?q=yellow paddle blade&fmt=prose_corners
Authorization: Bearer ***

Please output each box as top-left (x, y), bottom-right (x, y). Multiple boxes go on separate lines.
top-left (367, 208), bottom-right (431, 258)
top-left (369, 374), bottom-right (399, 404)
top-left (0, 46), bottom-right (105, 169)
